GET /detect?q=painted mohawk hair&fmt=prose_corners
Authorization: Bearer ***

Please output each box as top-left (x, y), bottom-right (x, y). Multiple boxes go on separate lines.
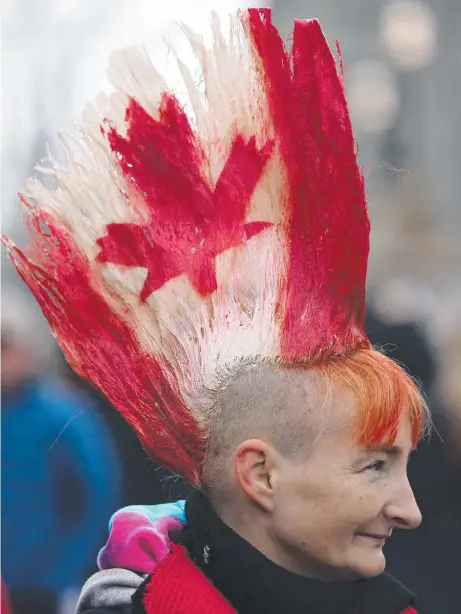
top-left (5, 9), bottom-right (422, 485)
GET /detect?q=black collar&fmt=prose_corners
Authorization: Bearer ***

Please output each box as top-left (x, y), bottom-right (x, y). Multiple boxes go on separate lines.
top-left (176, 492), bottom-right (415, 614)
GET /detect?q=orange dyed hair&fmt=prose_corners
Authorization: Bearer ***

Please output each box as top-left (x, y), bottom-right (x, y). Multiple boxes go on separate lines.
top-left (313, 348), bottom-right (430, 448)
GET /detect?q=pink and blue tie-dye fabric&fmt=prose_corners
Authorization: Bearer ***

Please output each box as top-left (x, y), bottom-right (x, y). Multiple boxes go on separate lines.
top-left (98, 501), bottom-right (187, 574)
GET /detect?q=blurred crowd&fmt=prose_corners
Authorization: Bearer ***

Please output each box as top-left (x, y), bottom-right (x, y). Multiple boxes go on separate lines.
top-left (1, 293), bottom-right (194, 614)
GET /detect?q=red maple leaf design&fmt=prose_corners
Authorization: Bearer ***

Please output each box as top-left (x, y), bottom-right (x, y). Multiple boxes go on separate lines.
top-left (96, 96), bottom-right (274, 300)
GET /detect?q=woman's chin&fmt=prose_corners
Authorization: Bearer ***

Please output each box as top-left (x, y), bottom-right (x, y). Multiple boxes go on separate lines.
top-left (351, 549), bottom-right (387, 579)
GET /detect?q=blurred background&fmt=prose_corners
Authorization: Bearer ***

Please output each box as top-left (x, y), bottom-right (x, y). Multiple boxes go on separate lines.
top-left (1, 1), bottom-right (460, 614)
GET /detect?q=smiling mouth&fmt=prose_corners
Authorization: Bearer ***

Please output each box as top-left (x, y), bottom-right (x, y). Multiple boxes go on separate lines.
top-left (357, 532), bottom-right (391, 541)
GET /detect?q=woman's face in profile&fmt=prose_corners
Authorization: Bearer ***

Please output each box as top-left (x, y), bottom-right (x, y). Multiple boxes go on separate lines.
top-left (270, 398), bottom-right (422, 581)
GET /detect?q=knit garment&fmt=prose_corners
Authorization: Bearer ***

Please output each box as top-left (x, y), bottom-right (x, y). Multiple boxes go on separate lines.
top-left (134, 545), bottom-right (418, 614)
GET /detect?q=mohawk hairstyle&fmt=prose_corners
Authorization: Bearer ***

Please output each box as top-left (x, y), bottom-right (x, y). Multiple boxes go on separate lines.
top-left (3, 9), bottom-right (424, 485)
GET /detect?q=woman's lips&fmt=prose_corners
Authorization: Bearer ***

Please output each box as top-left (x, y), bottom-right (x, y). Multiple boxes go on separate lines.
top-left (356, 532), bottom-right (391, 541)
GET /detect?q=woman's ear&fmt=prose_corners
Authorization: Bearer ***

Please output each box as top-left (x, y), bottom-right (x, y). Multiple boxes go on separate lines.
top-left (234, 439), bottom-right (278, 512)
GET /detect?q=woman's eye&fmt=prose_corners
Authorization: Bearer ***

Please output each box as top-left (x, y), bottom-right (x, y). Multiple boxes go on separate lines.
top-left (366, 460), bottom-right (386, 472)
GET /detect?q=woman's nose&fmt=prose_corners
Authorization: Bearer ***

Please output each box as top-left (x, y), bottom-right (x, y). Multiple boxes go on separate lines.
top-left (384, 479), bottom-right (422, 530)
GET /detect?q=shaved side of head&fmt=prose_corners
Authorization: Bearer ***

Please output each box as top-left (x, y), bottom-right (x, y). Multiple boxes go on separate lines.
top-left (201, 362), bottom-right (336, 506)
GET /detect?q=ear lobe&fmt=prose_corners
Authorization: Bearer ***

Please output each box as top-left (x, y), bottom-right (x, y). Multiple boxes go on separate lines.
top-left (234, 439), bottom-right (275, 512)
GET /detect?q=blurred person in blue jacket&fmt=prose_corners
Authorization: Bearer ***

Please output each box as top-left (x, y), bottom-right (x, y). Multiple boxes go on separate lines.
top-left (1, 296), bottom-right (122, 614)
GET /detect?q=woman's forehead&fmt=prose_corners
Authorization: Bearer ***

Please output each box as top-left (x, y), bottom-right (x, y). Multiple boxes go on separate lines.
top-left (314, 410), bottom-right (414, 458)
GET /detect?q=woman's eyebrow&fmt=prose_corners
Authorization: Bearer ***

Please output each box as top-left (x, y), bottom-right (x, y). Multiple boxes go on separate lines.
top-left (367, 445), bottom-right (405, 457)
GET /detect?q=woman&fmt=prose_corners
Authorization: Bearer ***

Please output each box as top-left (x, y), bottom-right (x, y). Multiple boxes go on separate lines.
top-left (6, 9), bottom-right (425, 614)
